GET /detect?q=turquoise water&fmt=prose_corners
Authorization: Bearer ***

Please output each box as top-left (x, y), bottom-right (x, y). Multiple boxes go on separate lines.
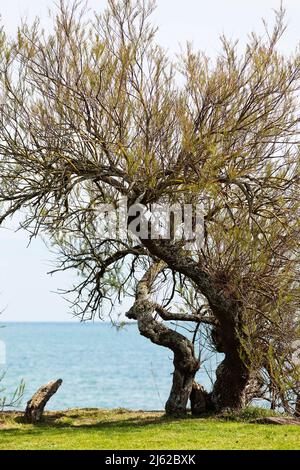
top-left (0, 323), bottom-right (217, 411)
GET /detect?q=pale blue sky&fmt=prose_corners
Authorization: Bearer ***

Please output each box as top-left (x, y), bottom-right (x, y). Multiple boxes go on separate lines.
top-left (0, 0), bottom-right (299, 322)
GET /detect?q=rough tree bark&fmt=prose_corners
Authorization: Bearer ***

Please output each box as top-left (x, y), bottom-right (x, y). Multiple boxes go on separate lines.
top-left (210, 321), bottom-right (266, 412)
top-left (165, 341), bottom-right (199, 416)
top-left (211, 354), bottom-right (250, 411)
top-left (126, 262), bottom-right (199, 416)
top-left (208, 320), bottom-right (251, 411)
top-left (24, 379), bottom-right (63, 423)
top-left (190, 381), bottom-right (212, 416)
top-left (140, 239), bottom-right (261, 413)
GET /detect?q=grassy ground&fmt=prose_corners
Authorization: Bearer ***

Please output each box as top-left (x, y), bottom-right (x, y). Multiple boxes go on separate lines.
top-left (0, 408), bottom-right (300, 450)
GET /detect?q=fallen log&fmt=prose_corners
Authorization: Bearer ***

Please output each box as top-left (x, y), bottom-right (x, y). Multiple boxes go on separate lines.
top-left (24, 379), bottom-right (62, 424)
top-left (252, 416), bottom-right (300, 426)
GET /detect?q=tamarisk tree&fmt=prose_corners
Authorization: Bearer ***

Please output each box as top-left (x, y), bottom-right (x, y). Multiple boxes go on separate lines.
top-left (1, 0), bottom-right (300, 415)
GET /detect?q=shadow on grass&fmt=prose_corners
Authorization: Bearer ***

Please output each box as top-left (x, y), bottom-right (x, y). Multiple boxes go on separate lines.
top-left (1, 409), bottom-right (214, 436)
top-left (0, 413), bottom-right (171, 433)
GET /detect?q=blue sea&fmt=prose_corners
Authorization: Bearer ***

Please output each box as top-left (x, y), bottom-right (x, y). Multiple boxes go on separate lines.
top-left (0, 323), bottom-right (218, 411)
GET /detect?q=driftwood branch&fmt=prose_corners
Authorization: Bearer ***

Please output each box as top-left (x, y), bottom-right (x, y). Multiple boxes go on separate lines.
top-left (252, 417), bottom-right (300, 426)
top-left (24, 379), bottom-right (63, 424)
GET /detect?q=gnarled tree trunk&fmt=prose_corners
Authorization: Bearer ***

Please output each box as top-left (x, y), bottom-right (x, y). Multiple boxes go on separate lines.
top-left (210, 322), bottom-right (262, 412)
top-left (127, 299), bottom-right (200, 416)
top-left (211, 352), bottom-right (250, 411)
top-left (165, 341), bottom-right (199, 416)
top-left (126, 262), bottom-right (199, 416)
top-left (132, 241), bottom-right (262, 414)
top-left (139, 241), bottom-right (255, 410)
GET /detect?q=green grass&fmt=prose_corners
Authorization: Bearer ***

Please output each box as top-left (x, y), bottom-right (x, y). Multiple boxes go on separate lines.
top-left (0, 408), bottom-right (300, 450)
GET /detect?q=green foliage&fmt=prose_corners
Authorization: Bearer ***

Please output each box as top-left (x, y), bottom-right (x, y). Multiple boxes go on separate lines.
top-left (0, 372), bottom-right (25, 410)
top-left (0, 0), bottom-right (300, 413)
top-left (219, 406), bottom-right (286, 422)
